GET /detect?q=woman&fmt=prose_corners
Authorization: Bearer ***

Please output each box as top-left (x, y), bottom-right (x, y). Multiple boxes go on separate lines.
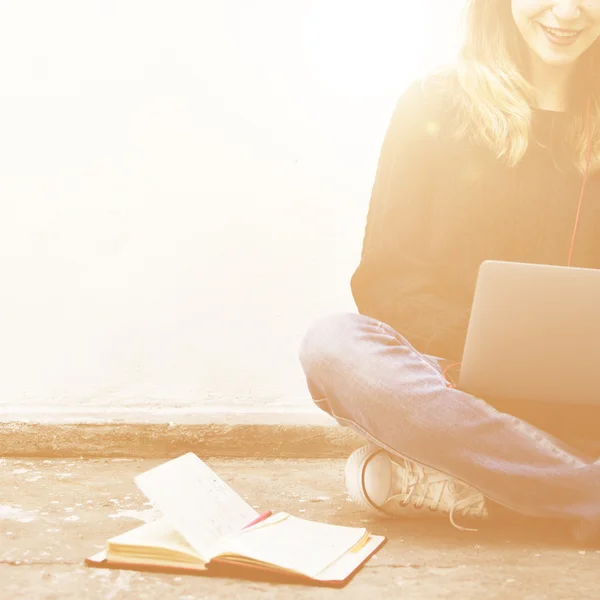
top-left (299, 0), bottom-right (600, 538)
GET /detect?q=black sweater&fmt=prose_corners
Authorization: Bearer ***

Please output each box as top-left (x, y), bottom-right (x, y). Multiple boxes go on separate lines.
top-left (351, 73), bottom-right (600, 361)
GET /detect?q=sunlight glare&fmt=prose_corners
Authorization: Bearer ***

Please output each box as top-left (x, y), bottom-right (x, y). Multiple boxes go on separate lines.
top-left (304, 1), bottom-right (464, 98)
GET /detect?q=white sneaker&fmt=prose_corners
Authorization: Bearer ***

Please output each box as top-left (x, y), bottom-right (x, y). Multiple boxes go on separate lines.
top-left (345, 445), bottom-right (488, 530)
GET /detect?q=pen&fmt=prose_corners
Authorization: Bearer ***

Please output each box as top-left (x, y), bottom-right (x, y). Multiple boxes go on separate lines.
top-left (242, 510), bottom-right (272, 529)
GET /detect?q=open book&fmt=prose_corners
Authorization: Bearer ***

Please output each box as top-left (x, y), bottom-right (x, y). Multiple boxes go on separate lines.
top-left (86, 453), bottom-right (385, 586)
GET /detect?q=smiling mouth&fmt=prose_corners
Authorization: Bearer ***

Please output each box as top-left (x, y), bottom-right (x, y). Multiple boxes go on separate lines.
top-left (538, 22), bottom-right (583, 45)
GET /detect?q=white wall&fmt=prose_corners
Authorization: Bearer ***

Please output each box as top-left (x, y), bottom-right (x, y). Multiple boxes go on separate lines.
top-left (0, 1), bottom-right (462, 412)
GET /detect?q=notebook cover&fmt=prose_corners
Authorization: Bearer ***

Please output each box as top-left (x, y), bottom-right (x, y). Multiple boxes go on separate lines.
top-left (85, 535), bottom-right (386, 588)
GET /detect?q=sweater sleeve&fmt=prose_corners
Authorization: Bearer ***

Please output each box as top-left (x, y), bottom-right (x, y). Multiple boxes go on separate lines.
top-left (351, 78), bottom-right (455, 356)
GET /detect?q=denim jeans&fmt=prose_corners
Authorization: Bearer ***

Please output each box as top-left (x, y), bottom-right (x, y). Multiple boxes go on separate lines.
top-left (299, 313), bottom-right (600, 524)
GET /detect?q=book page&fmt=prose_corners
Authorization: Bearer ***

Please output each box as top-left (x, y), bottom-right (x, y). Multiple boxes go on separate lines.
top-left (107, 517), bottom-right (202, 562)
top-left (212, 513), bottom-right (367, 579)
top-left (134, 453), bottom-right (258, 560)
top-left (315, 534), bottom-right (386, 582)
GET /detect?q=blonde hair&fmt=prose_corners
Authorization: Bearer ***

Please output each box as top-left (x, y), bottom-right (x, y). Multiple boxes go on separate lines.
top-left (453, 0), bottom-right (600, 173)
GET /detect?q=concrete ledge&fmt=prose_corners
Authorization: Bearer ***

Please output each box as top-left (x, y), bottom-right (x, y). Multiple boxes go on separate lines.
top-left (0, 410), bottom-right (365, 458)
top-left (0, 406), bottom-right (337, 425)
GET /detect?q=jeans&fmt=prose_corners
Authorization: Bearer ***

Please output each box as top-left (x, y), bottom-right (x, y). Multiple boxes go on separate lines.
top-left (299, 313), bottom-right (600, 524)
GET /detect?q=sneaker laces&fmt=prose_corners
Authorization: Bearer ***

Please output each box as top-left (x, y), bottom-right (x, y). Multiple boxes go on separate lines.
top-left (384, 459), bottom-right (487, 532)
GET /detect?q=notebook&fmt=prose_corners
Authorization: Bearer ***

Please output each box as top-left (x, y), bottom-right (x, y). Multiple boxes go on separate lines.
top-left (85, 453), bottom-right (385, 587)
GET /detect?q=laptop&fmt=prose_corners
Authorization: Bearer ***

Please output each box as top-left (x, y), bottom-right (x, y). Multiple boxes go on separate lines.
top-left (458, 261), bottom-right (600, 445)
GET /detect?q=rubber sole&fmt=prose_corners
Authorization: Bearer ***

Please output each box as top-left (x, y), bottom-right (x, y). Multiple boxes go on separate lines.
top-left (344, 444), bottom-right (393, 514)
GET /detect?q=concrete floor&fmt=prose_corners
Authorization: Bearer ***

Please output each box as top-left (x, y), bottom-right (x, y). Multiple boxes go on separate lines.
top-left (2, 457), bottom-right (599, 599)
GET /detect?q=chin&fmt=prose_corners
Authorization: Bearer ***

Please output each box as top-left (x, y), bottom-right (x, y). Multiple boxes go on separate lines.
top-left (536, 53), bottom-right (580, 67)
top-left (532, 45), bottom-right (584, 67)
